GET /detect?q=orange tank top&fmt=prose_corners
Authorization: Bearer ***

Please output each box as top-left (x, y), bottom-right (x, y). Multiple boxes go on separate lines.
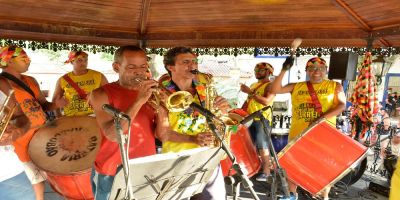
top-left (11, 75), bottom-right (47, 162)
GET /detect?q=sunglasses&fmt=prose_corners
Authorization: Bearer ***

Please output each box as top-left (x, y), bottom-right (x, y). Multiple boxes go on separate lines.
top-left (307, 66), bottom-right (327, 72)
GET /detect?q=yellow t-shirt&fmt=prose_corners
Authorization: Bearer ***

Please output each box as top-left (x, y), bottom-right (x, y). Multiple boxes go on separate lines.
top-left (60, 69), bottom-right (102, 116)
top-left (246, 81), bottom-right (273, 122)
top-left (289, 80), bottom-right (337, 141)
top-left (162, 75), bottom-right (210, 153)
top-left (390, 159), bottom-right (400, 200)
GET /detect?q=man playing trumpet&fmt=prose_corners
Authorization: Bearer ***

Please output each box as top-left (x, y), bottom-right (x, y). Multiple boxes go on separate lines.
top-left (89, 45), bottom-right (169, 200)
top-left (159, 46), bottom-right (231, 200)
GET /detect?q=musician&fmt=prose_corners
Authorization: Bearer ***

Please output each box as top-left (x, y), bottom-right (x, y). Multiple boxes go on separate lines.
top-left (160, 46), bottom-right (230, 200)
top-left (390, 159), bottom-right (400, 200)
top-left (271, 57), bottom-right (346, 200)
top-left (89, 45), bottom-right (168, 200)
top-left (0, 46), bottom-right (66, 200)
top-left (52, 50), bottom-right (108, 116)
top-left (0, 91), bottom-right (35, 200)
top-left (240, 62), bottom-right (275, 181)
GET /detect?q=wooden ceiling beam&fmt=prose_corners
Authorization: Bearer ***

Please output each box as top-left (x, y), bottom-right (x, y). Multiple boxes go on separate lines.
top-left (372, 26), bottom-right (400, 37)
top-left (145, 29), bottom-right (368, 41)
top-left (0, 29), bottom-right (138, 46)
top-left (139, 0), bottom-right (152, 37)
top-left (379, 38), bottom-right (391, 47)
top-left (0, 20), bottom-right (138, 40)
top-left (146, 39), bottom-right (369, 48)
top-left (332, 0), bottom-right (372, 31)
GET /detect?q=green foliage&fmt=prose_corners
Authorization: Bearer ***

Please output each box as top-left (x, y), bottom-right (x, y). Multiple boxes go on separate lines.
top-left (100, 52), bottom-right (114, 62)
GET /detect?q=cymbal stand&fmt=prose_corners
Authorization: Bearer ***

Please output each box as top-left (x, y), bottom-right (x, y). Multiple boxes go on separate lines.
top-left (204, 115), bottom-right (260, 200)
top-left (113, 116), bottom-right (134, 199)
top-left (370, 123), bottom-right (384, 174)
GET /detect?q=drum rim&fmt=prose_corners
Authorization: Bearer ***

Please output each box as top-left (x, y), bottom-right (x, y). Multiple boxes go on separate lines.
top-left (316, 150), bottom-right (368, 195)
top-left (28, 116), bottom-right (100, 175)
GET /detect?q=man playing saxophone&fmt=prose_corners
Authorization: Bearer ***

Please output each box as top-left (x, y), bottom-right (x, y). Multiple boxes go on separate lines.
top-left (159, 46), bottom-right (230, 200)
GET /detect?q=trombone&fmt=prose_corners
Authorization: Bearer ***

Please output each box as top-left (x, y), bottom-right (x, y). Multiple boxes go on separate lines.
top-left (0, 90), bottom-right (17, 140)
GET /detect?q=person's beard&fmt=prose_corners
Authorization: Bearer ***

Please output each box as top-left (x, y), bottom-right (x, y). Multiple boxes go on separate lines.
top-left (256, 74), bottom-right (267, 80)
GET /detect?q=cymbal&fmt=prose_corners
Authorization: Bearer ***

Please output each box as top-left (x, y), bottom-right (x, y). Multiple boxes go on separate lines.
top-left (29, 116), bottom-right (101, 174)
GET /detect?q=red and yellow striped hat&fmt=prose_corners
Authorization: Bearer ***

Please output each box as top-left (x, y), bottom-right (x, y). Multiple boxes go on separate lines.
top-left (0, 46), bottom-right (25, 67)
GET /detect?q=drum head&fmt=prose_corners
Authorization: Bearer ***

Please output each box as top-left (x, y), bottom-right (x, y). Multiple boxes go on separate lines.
top-left (29, 116), bottom-right (101, 175)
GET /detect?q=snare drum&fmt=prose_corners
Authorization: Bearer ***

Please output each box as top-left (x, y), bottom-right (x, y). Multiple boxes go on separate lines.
top-left (29, 116), bottom-right (101, 200)
top-left (220, 109), bottom-right (261, 177)
top-left (278, 120), bottom-right (368, 195)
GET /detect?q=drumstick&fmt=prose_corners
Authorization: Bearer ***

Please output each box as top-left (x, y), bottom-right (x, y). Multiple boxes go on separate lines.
top-left (290, 38), bottom-right (302, 57)
top-left (282, 38), bottom-right (302, 70)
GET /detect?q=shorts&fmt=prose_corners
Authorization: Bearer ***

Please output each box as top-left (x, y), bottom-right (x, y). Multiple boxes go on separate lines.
top-left (22, 161), bottom-right (47, 184)
top-left (249, 120), bottom-right (269, 150)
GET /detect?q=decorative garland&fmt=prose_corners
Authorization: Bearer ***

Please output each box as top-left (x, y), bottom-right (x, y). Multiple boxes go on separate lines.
top-left (2, 39), bottom-right (400, 56)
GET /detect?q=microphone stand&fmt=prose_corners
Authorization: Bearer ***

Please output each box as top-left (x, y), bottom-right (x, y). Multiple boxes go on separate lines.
top-left (113, 115), bottom-right (134, 199)
top-left (247, 107), bottom-right (292, 200)
top-left (204, 114), bottom-right (260, 200)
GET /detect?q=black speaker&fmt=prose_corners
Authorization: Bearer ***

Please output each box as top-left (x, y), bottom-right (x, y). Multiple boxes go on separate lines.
top-left (328, 52), bottom-right (358, 80)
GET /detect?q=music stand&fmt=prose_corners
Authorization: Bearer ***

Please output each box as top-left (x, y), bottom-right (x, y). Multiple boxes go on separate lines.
top-left (109, 147), bottom-right (225, 200)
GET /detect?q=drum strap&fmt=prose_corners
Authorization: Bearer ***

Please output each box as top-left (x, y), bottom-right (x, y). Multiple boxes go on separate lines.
top-left (62, 74), bottom-right (87, 100)
top-left (242, 81), bottom-right (268, 110)
top-left (0, 72), bottom-right (36, 98)
top-left (306, 81), bottom-right (322, 114)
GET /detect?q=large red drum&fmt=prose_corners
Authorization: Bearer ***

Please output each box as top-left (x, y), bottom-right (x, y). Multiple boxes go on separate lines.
top-left (220, 109), bottom-right (261, 177)
top-left (278, 120), bottom-right (368, 196)
top-left (29, 116), bottom-right (101, 200)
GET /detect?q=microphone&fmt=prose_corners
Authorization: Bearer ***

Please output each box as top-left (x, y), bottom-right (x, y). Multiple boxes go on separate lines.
top-left (102, 104), bottom-right (131, 121)
top-left (240, 106), bottom-right (272, 125)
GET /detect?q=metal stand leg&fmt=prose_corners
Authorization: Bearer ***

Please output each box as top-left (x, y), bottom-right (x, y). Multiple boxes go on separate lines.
top-left (205, 116), bottom-right (260, 200)
top-left (233, 181), bottom-right (241, 200)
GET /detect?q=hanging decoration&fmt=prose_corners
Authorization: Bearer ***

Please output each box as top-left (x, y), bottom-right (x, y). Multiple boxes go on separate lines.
top-left (1, 38), bottom-right (399, 56)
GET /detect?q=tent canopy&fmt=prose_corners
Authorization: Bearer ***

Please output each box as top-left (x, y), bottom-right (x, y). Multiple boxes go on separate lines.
top-left (1, 0), bottom-right (399, 48)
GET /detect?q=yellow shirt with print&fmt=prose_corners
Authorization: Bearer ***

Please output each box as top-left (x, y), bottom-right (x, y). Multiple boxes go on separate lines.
top-left (60, 69), bottom-right (102, 116)
top-left (289, 80), bottom-right (337, 141)
top-left (246, 81), bottom-right (274, 122)
top-left (162, 75), bottom-right (211, 153)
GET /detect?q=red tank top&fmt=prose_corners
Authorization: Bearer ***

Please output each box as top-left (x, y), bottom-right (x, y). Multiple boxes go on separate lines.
top-left (94, 82), bottom-right (156, 176)
top-left (11, 75), bottom-right (47, 162)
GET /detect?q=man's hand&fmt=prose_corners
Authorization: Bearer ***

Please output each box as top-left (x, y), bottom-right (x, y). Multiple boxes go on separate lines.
top-left (54, 96), bottom-right (68, 108)
top-left (240, 83), bottom-right (252, 94)
top-left (0, 124), bottom-right (25, 145)
top-left (136, 79), bottom-right (158, 105)
top-left (282, 56), bottom-right (295, 71)
top-left (214, 96), bottom-right (231, 114)
top-left (195, 132), bottom-right (215, 146)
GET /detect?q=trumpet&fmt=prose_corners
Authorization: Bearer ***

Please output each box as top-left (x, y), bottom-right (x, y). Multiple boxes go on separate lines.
top-left (0, 90), bottom-right (17, 140)
top-left (132, 77), bottom-right (193, 113)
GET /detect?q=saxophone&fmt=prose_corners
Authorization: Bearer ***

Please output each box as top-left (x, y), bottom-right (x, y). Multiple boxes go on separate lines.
top-left (191, 70), bottom-right (237, 148)
top-left (158, 71), bottom-right (238, 148)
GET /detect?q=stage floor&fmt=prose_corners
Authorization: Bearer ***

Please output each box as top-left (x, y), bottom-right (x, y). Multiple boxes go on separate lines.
top-left (44, 171), bottom-right (389, 200)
